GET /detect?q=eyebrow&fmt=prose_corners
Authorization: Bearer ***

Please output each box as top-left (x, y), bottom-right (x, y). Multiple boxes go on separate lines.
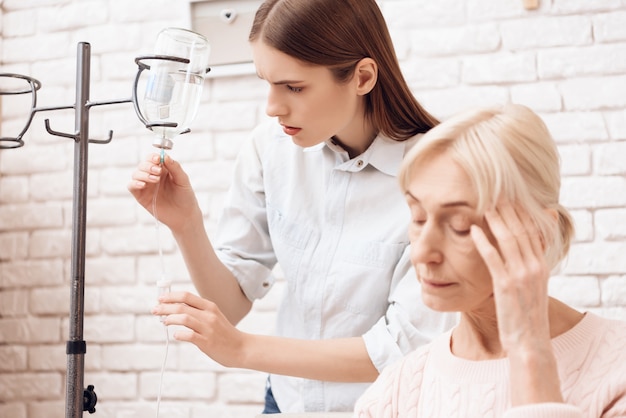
top-left (272, 80), bottom-right (304, 85)
top-left (405, 191), bottom-right (473, 209)
top-left (255, 73), bottom-right (303, 85)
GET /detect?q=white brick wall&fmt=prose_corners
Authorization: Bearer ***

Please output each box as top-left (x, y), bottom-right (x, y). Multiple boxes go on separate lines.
top-left (1, 1), bottom-right (625, 417)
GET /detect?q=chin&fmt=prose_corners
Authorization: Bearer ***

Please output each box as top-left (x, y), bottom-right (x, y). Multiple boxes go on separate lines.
top-left (291, 135), bottom-right (323, 148)
top-left (422, 296), bottom-right (456, 312)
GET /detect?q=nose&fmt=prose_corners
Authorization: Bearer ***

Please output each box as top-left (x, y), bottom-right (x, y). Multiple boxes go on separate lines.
top-left (265, 86), bottom-right (287, 117)
top-left (409, 222), bottom-right (444, 267)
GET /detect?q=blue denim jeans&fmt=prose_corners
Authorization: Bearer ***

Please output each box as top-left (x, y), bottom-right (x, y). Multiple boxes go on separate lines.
top-left (262, 377), bottom-right (281, 414)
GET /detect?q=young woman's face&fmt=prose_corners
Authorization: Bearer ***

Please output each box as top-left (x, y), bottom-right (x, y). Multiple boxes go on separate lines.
top-left (251, 40), bottom-right (366, 148)
top-left (405, 151), bottom-right (495, 313)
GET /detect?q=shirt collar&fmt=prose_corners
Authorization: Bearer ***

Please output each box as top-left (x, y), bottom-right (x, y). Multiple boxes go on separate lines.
top-left (363, 134), bottom-right (408, 176)
top-left (319, 134), bottom-right (410, 176)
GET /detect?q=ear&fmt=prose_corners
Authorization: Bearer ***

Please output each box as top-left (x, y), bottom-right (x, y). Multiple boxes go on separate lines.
top-left (354, 57), bottom-right (378, 96)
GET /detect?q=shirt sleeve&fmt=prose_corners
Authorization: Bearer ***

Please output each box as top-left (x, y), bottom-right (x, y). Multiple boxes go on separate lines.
top-left (214, 124), bottom-right (278, 301)
top-left (504, 403), bottom-right (583, 418)
top-left (361, 245), bottom-right (459, 372)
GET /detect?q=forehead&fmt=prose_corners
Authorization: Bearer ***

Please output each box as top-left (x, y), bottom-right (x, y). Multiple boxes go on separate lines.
top-left (406, 151), bottom-right (477, 208)
top-left (251, 40), bottom-right (331, 82)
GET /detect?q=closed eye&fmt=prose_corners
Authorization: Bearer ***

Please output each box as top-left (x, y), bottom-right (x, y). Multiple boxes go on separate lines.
top-left (410, 219), bottom-right (427, 234)
top-left (451, 228), bottom-right (471, 236)
top-left (449, 216), bottom-right (472, 236)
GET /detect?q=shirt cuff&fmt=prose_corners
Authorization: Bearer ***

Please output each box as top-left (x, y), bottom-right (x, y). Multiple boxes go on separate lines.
top-left (362, 316), bottom-right (404, 372)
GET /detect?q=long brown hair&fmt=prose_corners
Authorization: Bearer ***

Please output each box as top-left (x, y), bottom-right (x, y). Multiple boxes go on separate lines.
top-left (249, 0), bottom-right (439, 141)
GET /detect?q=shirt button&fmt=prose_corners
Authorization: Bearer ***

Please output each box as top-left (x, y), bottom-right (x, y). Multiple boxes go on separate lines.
top-left (262, 281), bottom-right (270, 288)
top-left (356, 160), bottom-right (364, 167)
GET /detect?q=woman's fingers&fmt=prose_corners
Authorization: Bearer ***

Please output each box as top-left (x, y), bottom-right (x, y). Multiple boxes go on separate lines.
top-left (151, 291), bottom-right (244, 367)
top-left (127, 154), bottom-right (164, 192)
top-left (155, 291), bottom-right (207, 310)
top-left (133, 162), bottom-right (161, 183)
top-left (153, 292), bottom-right (218, 339)
top-left (483, 201), bottom-right (545, 273)
top-left (473, 200), bottom-right (552, 349)
top-left (516, 204), bottom-right (544, 260)
top-left (470, 224), bottom-right (506, 286)
top-left (153, 291), bottom-right (228, 332)
top-left (487, 204), bottom-right (526, 268)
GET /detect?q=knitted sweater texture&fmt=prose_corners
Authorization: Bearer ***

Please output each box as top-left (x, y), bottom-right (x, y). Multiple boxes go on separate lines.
top-left (354, 313), bottom-right (626, 418)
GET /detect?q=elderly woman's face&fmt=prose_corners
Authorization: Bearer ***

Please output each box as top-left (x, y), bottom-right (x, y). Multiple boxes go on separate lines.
top-left (404, 150), bottom-right (495, 313)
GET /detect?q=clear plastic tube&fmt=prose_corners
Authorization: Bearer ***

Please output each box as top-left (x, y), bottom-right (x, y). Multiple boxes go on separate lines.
top-left (153, 148), bottom-right (170, 418)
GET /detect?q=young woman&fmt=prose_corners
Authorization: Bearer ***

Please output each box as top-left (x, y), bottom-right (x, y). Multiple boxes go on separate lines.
top-left (128, 0), bottom-right (456, 413)
top-left (354, 104), bottom-right (626, 417)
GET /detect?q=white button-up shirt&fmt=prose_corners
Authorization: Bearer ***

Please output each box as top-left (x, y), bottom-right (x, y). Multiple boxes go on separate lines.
top-left (215, 120), bottom-right (457, 412)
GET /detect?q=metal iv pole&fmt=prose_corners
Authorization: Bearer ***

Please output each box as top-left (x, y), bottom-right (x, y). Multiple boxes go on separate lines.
top-left (1, 38), bottom-right (200, 418)
top-left (1, 41), bottom-right (133, 417)
top-left (45, 42), bottom-right (132, 418)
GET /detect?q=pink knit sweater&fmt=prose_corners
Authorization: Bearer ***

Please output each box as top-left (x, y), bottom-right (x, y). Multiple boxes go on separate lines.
top-left (354, 313), bottom-right (626, 418)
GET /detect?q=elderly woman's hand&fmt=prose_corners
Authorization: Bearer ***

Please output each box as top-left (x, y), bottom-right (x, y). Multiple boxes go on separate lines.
top-left (470, 200), bottom-right (552, 352)
top-left (470, 200), bottom-right (562, 405)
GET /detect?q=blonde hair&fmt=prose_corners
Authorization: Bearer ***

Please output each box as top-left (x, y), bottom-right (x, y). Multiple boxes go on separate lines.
top-left (399, 104), bottom-right (574, 269)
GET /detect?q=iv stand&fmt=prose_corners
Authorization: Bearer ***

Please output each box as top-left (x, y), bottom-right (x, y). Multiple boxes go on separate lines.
top-left (1, 40), bottom-right (201, 418)
top-left (60, 42), bottom-right (116, 418)
top-left (0, 42), bottom-right (132, 417)
top-left (50, 42), bottom-right (132, 418)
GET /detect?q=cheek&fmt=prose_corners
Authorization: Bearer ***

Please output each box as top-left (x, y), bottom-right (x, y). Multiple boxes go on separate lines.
top-left (453, 237), bottom-right (493, 283)
top-left (321, 87), bottom-right (358, 116)
top-left (455, 233), bottom-right (476, 250)
top-left (467, 251), bottom-right (494, 292)
top-left (303, 95), bottom-right (344, 129)
top-left (408, 238), bottom-right (418, 267)
top-left (407, 229), bottom-right (422, 266)
top-left (448, 231), bottom-right (480, 258)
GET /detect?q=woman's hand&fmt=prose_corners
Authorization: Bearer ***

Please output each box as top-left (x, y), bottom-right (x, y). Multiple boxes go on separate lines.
top-left (470, 200), bottom-right (551, 351)
top-left (127, 153), bottom-right (201, 233)
top-left (152, 291), bottom-right (379, 381)
top-left (470, 200), bottom-right (562, 405)
top-left (152, 291), bottom-right (247, 368)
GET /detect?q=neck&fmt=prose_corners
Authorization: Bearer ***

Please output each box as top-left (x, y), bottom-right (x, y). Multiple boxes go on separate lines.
top-left (452, 310), bottom-right (503, 360)
top-left (332, 118), bottom-right (377, 159)
top-left (451, 298), bottom-right (584, 361)
top-left (331, 135), bottom-right (375, 159)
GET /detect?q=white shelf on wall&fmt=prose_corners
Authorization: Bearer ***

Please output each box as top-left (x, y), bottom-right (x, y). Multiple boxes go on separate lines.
top-left (189, 0), bottom-right (261, 77)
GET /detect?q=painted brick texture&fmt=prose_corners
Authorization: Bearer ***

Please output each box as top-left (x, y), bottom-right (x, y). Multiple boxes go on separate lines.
top-left (1, 0), bottom-right (626, 417)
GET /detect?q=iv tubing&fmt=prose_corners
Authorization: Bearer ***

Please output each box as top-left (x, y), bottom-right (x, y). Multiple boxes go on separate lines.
top-left (153, 148), bottom-right (170, 418)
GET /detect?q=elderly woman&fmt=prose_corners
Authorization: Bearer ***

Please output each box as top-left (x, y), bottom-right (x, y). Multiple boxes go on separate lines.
top-left (354, 104), bottom-right (626, 417)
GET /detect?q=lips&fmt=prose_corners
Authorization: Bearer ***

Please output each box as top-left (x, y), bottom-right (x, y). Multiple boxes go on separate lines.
top-left (280, 123), bottom-right (302, 136)
top-left (420, 276), bottom-right (455, 288)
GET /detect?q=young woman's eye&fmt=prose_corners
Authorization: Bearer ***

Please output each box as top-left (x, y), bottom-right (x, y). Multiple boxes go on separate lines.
top-left (287, 85), bottom-right (302, 93)
top-left (412, 218), bottom-right (426, 227)
top-left (408, 219), bottom-right (424, 238)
